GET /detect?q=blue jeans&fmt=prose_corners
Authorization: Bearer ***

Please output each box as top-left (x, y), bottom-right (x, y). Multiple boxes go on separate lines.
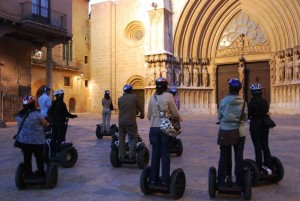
top-left (149, 127), bottom-right (171, 185)
top-left (218, 136), bottom-right (245, 186)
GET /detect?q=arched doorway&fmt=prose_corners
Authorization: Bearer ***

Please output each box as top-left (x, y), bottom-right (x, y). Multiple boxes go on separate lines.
top-left (69, 98), bottom-right (76, 113)
top-left (127, 75), bottom-right (146, 109)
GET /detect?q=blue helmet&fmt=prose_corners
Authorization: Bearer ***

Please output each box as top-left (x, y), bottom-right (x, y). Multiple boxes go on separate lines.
top-left (169, 87), bottom-right (177, 95)
top-left (104, 90), bottom-right (110, 95)
top-left (228, 78), bottom-right (242, 91)
top-left (123, 84), bottom-right (132, 93)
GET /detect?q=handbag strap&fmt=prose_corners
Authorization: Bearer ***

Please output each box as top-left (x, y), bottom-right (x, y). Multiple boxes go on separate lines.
top-left (238, 101), bottom-right (246, 126)
top-left (154, 95), bottom-right (162, 112)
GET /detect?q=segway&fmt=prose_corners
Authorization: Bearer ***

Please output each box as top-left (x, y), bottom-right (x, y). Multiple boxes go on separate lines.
top-left (110, 133), bottom-right (149, 169)
top-left (243, 156), bottom-right (284, 186)
top-left (140, 166), bottom-right (186, 199)
top-left (44, 119), bottom-right (78, 168)
top-left (169, 137), bottom-right (183, 157)
top-left (208, 166), bottom-right (252, 200)
top-left (95, 123), bottom-right (119, 139)
top-left (15, 162), bottom-right (58, 190)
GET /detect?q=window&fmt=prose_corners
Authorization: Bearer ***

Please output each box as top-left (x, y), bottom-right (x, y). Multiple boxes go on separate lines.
top-left (32, 0), bottom-right (49, 18)
top-left (85, 80), bottom-right (88, 88)
top-left (63, 41), bottom-right (73, 66)
top-left (84, 56), bottom-right (88, 64)
top-left (64, 77), bottom-right (70, 86)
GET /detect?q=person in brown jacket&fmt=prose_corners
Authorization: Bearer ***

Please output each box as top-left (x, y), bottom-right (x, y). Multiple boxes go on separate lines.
top-left (118, 84), bottom-right (144, 161)
top-left (147, 77), bottom-right (181, 186)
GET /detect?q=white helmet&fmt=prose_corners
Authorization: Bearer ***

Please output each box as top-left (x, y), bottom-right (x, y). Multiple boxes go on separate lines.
top-left (53, 89), bottom-right (64, 96)
top-left (250, 83), bottom-right (262, 94)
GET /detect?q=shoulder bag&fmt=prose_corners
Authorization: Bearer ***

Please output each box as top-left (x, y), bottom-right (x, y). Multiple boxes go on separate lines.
top-left (154, 95), bottom-right (182, 137)
top-left (264, 114), bottom-right (276, 129)
top-left (217, 101), bottom-right (245, 146)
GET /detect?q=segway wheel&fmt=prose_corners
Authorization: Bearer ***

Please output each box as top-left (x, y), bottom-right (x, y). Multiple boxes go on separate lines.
top-left (175, 139), bottom-right (183, 157)
top-left (270, 156), bottom-right (284, 183)
top-left (170, 168), bottom-right (186, 199)
top-left (110, 148), bottom-right (121, 167)
top-left (243, 159), bottom-right (260, 186)
top-left (208, 166), bottom-right (217, 198)
top-left (96, 124), bottom-right (103, 139)
top-left (140, 166), bottom-right (152, 195)
top-left (45, 163), bottom-right (58, 188)
top-left (243, 168), bottom-right (252, 200)
top-left (15, 163), bottom-right (26, 190)
top-left (136, 147), bottom-right (150, 169)
top-left (59, 146), bottom-right (78, 168)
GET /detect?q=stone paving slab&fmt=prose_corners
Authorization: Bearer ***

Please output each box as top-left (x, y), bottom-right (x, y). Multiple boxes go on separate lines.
top-left (0, 113), bottom-right (299, 201)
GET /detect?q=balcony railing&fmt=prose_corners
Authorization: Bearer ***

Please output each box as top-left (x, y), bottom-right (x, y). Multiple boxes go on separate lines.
top-left (20, 1), bottom-right (67, 30)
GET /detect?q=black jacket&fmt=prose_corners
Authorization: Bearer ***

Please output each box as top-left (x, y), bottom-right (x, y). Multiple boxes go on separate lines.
top-left (48, 99), bottom-right (76, 124)
top-left (248, 95), bottom-right (269, 119)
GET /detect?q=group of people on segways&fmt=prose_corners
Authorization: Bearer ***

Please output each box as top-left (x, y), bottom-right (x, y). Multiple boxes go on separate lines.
top-left (208, 78), bottom-right (283, 200)
top-left (13, 86), bottom-right (78, 190)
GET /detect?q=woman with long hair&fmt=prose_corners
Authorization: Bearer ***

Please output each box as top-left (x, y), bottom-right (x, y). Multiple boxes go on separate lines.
top-left (147, 77), bottom-right (181, 186)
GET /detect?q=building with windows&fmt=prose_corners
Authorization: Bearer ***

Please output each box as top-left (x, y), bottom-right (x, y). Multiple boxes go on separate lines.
top-left (89, 0), bottom-right (300, 115)
top-left (0, 0), bottom-right (90, 122)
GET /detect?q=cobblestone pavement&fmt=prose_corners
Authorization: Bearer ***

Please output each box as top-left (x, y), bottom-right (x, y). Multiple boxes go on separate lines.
top-left (0, 113), bottom-right (299, 201)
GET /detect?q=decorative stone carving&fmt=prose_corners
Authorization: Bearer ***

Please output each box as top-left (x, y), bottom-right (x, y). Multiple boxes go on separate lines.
top-left (238, 57), bottom-right (245, 84)
top-left (269, 55), bottom-right (276, 85)
top-left (193, 67), bottom-right (199, 86)
top-left (175, 68), bottom-right (181, 86)
top-left (217, 12), bottom-right (270, 57)
top-left (294, 46), bottom-right (300, 80)
top-left (166, 63), bottom-right (173, 85)
top-left (286, 48), bottom-right (293, 81)
top-left (277, 51), bottom-right (285, 82)
top-left (183, 65), bottom-right (190, 86)
top-left (202, 66), bottom-right (209, 87)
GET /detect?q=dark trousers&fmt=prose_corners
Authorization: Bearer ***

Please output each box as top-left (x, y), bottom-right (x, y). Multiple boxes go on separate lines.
top-left (149, 127), bottom-right (171, 185)
top-left (52, 123), bottom-right (67, 152)
top-left (218, 136), bottom-right (245, 186)
top-left (21, 144), bottom-right (45, 176)
top-left (118, 124), bottom-right (138, 159)
top-left (250, 119), bottom-right (272, 168)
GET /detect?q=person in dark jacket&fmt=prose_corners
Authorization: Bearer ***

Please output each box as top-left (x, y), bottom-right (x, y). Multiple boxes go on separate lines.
top-left (48, 89), bottom-right (77, 154)
top-left (16, 95), bottom-right (49, 178)
top-left (248, 83), bottom-right (272, 174)
top-left (118, 84), bottom-right (144, 161)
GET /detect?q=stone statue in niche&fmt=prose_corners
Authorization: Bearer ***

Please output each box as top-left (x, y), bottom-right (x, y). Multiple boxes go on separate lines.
top-left (193, 67), bottom-right (199, 86)
top-left (278, 52), bottom-right (285, 82)
top-left (183, 66), bottom-right (190, 86)
top-left (269, 59), bottom-right (276, 85)
top-left (149, 66), bottom-right (156, 85)
top-left (286, 49), bottom-right (293, 81)
top-left (161, 65), bottom-right (167, 79)
top-left (202, 66), bottom-right (209, 87)
top-left (295, 48), bottom-right (300, 80)
top-left (166, 64), bottom-right (173, 85)
top-left (238, 60), bottom-right (245, 84)
top-left (210, 66), bottom-right (216, 87)
top-left (175, 68), bottom-right (181, 86)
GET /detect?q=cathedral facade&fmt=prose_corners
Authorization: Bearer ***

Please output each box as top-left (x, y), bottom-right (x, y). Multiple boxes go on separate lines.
top-left (90, 0), bottom-right (300, 114)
